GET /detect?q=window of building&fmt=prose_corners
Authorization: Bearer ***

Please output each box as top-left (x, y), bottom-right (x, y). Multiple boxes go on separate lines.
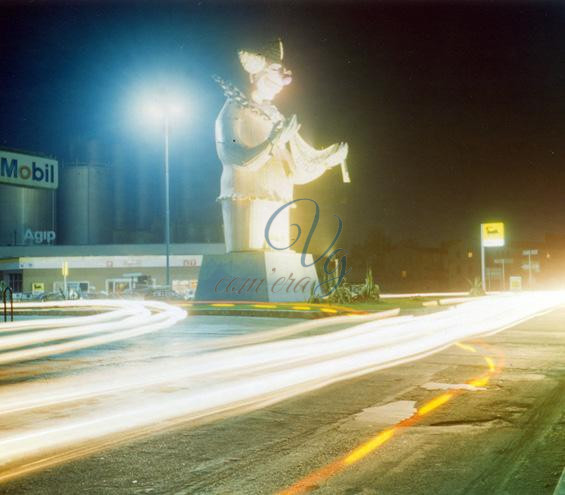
top-left (106, 279), bottom-right (132, 294)
top-left (8, 273), bottom-right (22, 293)
top-left (53, 281), bottom-right (90, 294)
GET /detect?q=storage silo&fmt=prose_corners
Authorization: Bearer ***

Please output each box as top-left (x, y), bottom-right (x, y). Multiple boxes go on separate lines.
top-left (111, 145), bottom-right (130, 240)
top-left (135, 152), bottom-right (154, 237)
top-left (0, 185), bottom-right (56, 245)
top-left (174, 163), bottom-right (192, 242)
top-left (0, 148), bottom-right (57, 246)
top-left (58, 162), bottom-right (112, 244)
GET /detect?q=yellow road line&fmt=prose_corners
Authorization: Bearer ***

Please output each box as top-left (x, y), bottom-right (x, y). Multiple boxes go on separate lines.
top-left (277, 342), bottom-right (501, 494)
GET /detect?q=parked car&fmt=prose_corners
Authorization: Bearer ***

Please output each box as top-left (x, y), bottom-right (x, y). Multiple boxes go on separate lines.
top-left (12, 292), bottom-right (35, 302)
top-left (145, 288), bottom-right (184, 301)
top-left (40, 291), bottom-right (65, 302)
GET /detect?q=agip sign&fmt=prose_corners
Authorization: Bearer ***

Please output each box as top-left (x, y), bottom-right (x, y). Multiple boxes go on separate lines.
top-left (481, 222), bottom-right (505, 247)
top-left (23, 229), bottom-right (56, 244)
top-left (0, 150), bottom-right (58, 189)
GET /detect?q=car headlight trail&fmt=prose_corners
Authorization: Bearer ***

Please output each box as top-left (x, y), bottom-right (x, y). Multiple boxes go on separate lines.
top-left (0, 292), bottom-right (563, 482)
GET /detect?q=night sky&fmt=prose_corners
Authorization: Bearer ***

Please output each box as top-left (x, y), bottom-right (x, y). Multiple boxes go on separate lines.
top-left (1, 1), bottom-right (565, 248)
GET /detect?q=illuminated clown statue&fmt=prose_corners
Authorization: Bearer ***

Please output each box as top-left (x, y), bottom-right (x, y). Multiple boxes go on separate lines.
top-left (215, 39), bottom-right (350, 253)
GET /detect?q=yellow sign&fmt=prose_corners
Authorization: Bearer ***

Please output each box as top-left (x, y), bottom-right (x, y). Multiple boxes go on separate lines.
top-left (481, 222), bottom-right (505, 247)
top-left (509, 276), bottom-right (522, 291)
top-left (61, 261), bottom-right (69, 277)
top-left (31, 282), bottom-right (45, 294)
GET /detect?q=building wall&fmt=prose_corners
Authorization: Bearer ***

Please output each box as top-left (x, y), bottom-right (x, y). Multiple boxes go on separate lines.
top-left (444, 240), bottom-right (481, 290)
top-left (382, 244), bottom-right (448, 292)
top-left (0, 243), bottom-right (225, 295)
top-left (21, 265), bottom-right (200, 294)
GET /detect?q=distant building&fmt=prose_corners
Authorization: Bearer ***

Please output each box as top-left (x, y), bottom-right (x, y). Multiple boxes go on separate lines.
top-left (382, 241), bottom-right (448, 292)
top-left (443, 240), bottom-right (481, 291)
top-left (354, 233), bottom-right (565, 293)
top-left (1, 143), bottom-right (222, 249)
top-left (0, 243), bottom-right (225, 296)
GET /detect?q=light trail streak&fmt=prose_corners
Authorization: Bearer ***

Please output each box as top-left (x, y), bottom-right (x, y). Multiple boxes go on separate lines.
top-left (416, 392), bottom-right (454, 415)
top-left (0, 308), bottom-right (150, 351)
top-left (0, 300), bottom-right (186, 365)
top-left (381, 292), bottom-right (470, 299)
top-left (2, 300), bottom-right (146, 330)
top-left (484, 355), bottom-right (496, 372)
top-left (277, 341), bottom-right (500, 494)
top-left (343, 428), bottom-right (396, 465)
top-left (455, 342), bottom-right (477, 353)
top-left (0, 292), bottom-right (563, 483)
top-left (380, 291), bottom-right (501, 299)
top-left (0, 309), bottom-right (401, 416)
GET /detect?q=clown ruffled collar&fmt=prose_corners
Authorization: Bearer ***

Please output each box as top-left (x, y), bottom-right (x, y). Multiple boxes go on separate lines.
top-left (213, 75), bottom-right (283, 124)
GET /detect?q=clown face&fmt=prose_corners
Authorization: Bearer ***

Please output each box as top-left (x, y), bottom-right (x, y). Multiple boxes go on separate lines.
top-left (253, 63), bottom-right (292, 102)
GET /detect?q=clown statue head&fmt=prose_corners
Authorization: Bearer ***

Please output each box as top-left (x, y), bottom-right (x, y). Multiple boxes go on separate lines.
top-left (238, 39), bottom-right (293, 104)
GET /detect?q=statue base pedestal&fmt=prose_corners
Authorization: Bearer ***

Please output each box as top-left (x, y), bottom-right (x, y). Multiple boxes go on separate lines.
top-left (195, 251), bottom-right (319, 302)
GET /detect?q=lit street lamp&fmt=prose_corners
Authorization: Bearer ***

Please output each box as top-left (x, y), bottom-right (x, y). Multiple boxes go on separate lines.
top-left (142, 98), bottom-right (184, 288)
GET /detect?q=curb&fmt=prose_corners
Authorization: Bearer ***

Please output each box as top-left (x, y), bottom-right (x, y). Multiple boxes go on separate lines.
top-left (553, 466), bottom-right (565, 495)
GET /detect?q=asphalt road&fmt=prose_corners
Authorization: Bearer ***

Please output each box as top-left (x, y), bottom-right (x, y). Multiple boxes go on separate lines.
top-left (0, 314), bottom-right (288, 387)
top-left (1, 305), bottom-right (563, 494)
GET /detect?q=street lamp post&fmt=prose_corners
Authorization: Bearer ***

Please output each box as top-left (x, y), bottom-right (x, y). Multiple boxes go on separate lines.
top-left (164, 115), bottom-right (171, 288)
top-left (141, 96), bottom-right (183, 289)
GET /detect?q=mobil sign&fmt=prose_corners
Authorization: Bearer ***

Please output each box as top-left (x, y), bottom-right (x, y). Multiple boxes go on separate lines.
top-left (0, 149), bottom-right (58, 189)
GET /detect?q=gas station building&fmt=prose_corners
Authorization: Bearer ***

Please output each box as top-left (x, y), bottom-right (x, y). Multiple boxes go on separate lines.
top-left (0, 243), bottom-right (225, 296)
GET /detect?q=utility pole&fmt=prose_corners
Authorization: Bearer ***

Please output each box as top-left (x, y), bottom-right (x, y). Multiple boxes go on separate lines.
top-left (62, 261), bottom-right (69, 299)
top-left (522, 249), bottom-right (538, 289)
top-left (481, 227), bottom-right (486, 292)
top-left (494, 258), bottom-right (513, 291)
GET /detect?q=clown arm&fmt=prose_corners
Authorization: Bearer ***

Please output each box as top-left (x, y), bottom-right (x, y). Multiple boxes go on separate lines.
top-left (289, 132), bottom-right (350, 185)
